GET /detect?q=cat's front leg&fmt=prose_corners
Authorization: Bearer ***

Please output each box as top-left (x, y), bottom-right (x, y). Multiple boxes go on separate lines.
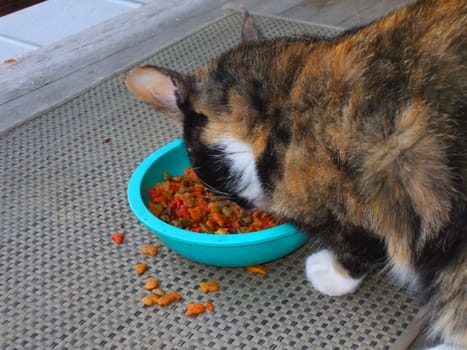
top-left (305, 249), bottom-right (365, 296)
top-left (305, 224), bottom-right (385, 296)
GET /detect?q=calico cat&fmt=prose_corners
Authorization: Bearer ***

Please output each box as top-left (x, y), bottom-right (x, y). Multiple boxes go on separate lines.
top-left (125, 0), bottom-right (466, 348)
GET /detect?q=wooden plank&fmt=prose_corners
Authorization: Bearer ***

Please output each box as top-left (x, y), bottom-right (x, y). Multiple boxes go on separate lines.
top-left (0, 0), bottom-right (204, 105)
top-left (280, 0), bottom-right (415, 27)
top-left (0, 0), bottom-right (140, 48)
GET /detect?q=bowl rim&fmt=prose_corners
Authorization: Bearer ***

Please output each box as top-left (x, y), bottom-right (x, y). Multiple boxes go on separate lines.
top-left (127, 138), bottom-right (301, 247)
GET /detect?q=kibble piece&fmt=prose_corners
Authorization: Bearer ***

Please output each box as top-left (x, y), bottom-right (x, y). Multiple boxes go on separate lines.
top-left (141, 244), bottom-right (159, 257)
top-left (135, 263), bottom-right (148, 275)
top-left (186, 303), bottom-right (205, 317)
top-left (142, 294), bottom-right (159, 306)
top-left (205, 301), bottom-right (215, 312)
top-left (144, 277), bottom-right (159, 290)
top-left (245, 264), bottom-right (269, 274)
top-left (152, 288), bottom-right (166, 297)
top-left (157, 290), bottom-right (182, 306)
top-left (111, 233), bottom-right (125, 244)
top-left (199, 281), bottom-right (220, 293)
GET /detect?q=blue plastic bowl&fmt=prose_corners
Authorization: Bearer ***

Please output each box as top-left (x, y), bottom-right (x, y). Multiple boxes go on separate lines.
top-left (127, 139), bottom-right (308, 267)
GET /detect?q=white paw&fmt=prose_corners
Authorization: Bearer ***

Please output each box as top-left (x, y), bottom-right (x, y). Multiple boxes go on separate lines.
top-left (305, 249), bottom-right (364, 296)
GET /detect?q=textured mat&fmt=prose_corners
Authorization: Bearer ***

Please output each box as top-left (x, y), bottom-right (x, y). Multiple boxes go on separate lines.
top-left (1, 12), bottom-right (420, 350)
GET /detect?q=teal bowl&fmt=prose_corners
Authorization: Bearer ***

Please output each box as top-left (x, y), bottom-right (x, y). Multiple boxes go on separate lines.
top-left (127, 139), bottom-right (308, 267)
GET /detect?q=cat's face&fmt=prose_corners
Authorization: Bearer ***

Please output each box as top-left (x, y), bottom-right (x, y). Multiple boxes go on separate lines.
top-left (125, 16), bottom-right (270, 209)
top-left (125, 64), bottom-right (268, 209)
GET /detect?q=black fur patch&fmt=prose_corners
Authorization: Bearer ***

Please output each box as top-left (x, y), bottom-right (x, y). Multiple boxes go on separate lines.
top-left (256, 136), bottom-right (279, 193)
top-left (417, 200), bottom-right (467, 292)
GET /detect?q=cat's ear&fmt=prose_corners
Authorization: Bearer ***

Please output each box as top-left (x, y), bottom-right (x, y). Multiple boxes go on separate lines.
top-left (242, 12), bottom-right (263, 43)
top-left (125, 66), bottom-right (190, 124)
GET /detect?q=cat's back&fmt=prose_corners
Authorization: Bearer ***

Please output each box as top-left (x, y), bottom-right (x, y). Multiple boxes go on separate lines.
top-left (284, 0), bottom-right (466, 230)
top-left (354, 0), bottom-right (466, 103)
top-left (299, 0), bottom-right (466, 141)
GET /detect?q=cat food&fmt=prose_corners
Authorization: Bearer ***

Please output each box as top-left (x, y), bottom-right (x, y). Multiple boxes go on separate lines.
top-left (245, 264), bottom-right (269, 274)
top-left (185, 301), bottom-right (215, 316)
top-left (152, 288), bottom-right (166, 297)
top-left (157, 290), bottom-right (182, 306)
top-left (147, 167), bottom-right (280, 233)
top-left (205, 301), bottom-right (215, 312)
top-left (141, 244), bottom-right (159, 256)
top-left (144, 276), bottom-right (159, 290)
top-left (199, 281), bottom-right (220, 293)
top-left (185, 302), bottom-right (206, 317)
top-left (134, 263), bottom-right (148, 275)
top-left (111, 233), bottom-right (125, 244)
top-left (142, 294), bottom-right (160, 306)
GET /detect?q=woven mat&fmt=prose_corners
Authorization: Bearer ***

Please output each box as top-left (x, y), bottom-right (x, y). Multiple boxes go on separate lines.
top-left (1, 12), bottom-right (420, 350)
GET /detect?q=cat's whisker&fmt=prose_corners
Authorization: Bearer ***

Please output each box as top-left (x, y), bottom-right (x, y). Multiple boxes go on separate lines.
top-left (191, 166), bottom-right (237, 201)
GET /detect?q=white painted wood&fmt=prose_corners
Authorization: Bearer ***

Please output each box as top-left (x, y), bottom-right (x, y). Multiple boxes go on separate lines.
top-left (0, 0), bottom-right (146, 60)
top-left (0, 35), bottom-right (39, 59)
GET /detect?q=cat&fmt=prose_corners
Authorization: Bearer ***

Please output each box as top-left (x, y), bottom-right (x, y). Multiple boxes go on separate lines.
top-left (125, 0), bottom-right (466, 348)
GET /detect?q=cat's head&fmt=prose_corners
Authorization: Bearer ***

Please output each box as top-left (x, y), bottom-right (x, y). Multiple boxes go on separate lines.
top-left (125, 14), bottom-right (270, 209)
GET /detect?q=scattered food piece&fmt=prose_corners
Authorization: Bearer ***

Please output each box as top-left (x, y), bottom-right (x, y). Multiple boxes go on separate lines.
top-left (3, 58), bottom-right (16, 64)
top-left (245, 264), bottom-right (269, 274)
top-left (103, 137), bottom-right (111, 143)
top-left (142, 294), bottom-right (159, 306)
top-left (186, 303), bottom-right (205, 317)
top-left (144, 277), bottom-right (159, 290)
top-left (157, 290), bottom-right (182, 306)
top-left (199, 281), bottom-right (220, 293)
top-left (135, 263), bottom-right (148, 275)
top-left (141, 244), bottom-right (158, 257)
top-left (205, 301), bottom-right (215, 312)
top-left (111, 233), bottom-right (125, 244)
top-left (152, 288), bottom-right (166, 297)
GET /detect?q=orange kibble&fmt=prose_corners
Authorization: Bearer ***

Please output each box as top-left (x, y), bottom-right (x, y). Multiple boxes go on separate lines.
top-left (205, 301), bottom-right (215, 312)
top-left (188, 207), bottom-right (203, 221)
top-left (211, 212), bottom-right (226, 226)
top-left (157, 290), bottom-right (182, 306)
top-left (141, 244), bottom-right (159, 257)
top-left (245, 264), bottom-right (269, 274)
top-left (144, 276), bottom-right (159, 290)
top-left (199, 281), bottom-right (220, 293)
top-left (135, 263), bottom-right (148, 274)
top-left (148, 167), bottom-right (281, 233)
top-left (186, 302), bottom-right (205, 317)
top-left (142, 294), bottom-right (159, 306)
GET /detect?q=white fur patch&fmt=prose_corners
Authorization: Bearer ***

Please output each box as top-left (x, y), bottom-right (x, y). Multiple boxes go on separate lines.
top-left (217, 137), bottom-right (266, 207)
top-left (305, 249), bottom-right (364, 297)
top-left (390, 262), bottom-right (419, 289)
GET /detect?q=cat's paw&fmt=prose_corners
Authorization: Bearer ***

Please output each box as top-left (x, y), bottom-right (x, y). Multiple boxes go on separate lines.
top-left (305, 249), bottom-right (364, 297)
